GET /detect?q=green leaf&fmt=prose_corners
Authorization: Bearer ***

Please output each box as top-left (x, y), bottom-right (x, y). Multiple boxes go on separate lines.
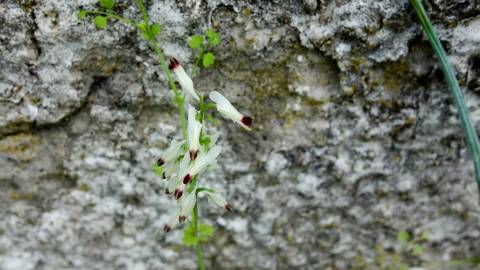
top-left (78, 10), bottom-right (87, 20)
top-left (419, 231), bottom-right (431, 241)
top-left (200, 135), bottom-right (211, 146)
top-left (182, 224), bottom-right (198, 247)
top-left (198, 223), bottom-right (214, 242)
top-left (397, 230), bottom-right (409, 244)
top-left (205, 29), bottom-right (220, 46)
top-left (188, 34), bottom-right (203, 48)
top-left (152, 164), bottom-right (163, 176)
top-left (202, 52), bottom-right (215, 68)
top-left (94, 16), bottom-right (107, 29)
top-left (99, 0), bottom-right (115, 9)
top-left (412, 244), bottom-right (424, 256)
top-left (397, 264), bottom-right (409, 270)
top-left (151, 23), bottom-right (161, 36)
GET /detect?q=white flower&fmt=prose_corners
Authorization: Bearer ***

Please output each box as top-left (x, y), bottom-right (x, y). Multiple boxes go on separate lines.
top-left (163, 161), bottom-right (178, 180)
top-left (172, 152), bottom-right (191, 200)
top-left (169, 57), bottom-right (200, 101)
top-left (163, 208), bottom-right (180, 233)
top-left (179, 189), bottom-right (197, 222)
top-left (206, 191), bottom-right (232, 211)
top-left (157, 139), bottom-right (184, 166)
top-left (182, 146), bottom-right (222, 185)
top-left (209, 91), bottom-right (252, 131)
top-left (187, 104), bottom-right (202, 160)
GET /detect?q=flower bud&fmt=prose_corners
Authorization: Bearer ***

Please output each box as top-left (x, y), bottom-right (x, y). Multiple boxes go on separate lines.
top-left (169, 58), bottom-right (200, 101)
top-left (209, 91), bottom-right (252, 130)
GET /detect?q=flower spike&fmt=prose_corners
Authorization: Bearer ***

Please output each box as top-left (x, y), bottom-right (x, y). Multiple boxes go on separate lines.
top-left (169, 57), bottom-right (200, 101)
top-left (187, 105), bottom-right (202, 160)
top-left (208, 91), bottom-right (252, 130)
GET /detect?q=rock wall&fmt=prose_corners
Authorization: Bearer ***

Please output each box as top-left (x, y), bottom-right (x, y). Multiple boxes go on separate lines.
top-left (1, 0), bottom-right (480, 269)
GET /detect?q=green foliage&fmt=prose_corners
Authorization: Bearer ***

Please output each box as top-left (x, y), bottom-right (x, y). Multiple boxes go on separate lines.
top-left (205, 29), bottom-right (220, 46)
top-left (411, 0), bottom-right (480, 193)
top-left (183, 223), bottom-right (214, 247)
top-left (412, 244), bottom-right (424, 256)
top-left (375, 230), bottom-right (430, 269)
top-left (99, 0), bottom-right (115, 9)
top-left (94, 16), bottom-right (107, 29)
top-left (397, 231), bottom-right (409, 244)
top-left (151, 23), bottom-right (161, 37)
top-left (152, 164), bottom-right (163, 176)
top-left (78, 10), bottom-right (87, 20)
top-left (189, 35), bottom-right (204, 49)
top-left (202, 52), bottom-right (215, 68)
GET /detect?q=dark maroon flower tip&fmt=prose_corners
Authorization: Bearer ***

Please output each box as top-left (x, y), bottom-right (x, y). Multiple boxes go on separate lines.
top-left (225, 204), bottom-right (233, 211)
top-left (183, 174), bottom-right (192, 185)
top-left (163, 225), bottom-right (171, 233)
top-left (165, 188), bottom-right (171, 195)
top-left (179, 216), bottom-right (186, 223)
top-left (189, 150), bottom-right (198, 161)
top-left (174, 189), bottom-right (183, 200)
top-left (241, 116), bottom-right (253, 127)
top-left (168, 57), bottom-right (180, 70)
top-left (157, 158), bottom-right (165, 166)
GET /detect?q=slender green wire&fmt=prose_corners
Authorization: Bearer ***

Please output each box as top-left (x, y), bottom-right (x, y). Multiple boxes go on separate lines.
top-left (410, 0), bottom-right (480, 192)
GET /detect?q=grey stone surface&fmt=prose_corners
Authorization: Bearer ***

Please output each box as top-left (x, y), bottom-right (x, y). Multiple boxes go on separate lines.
top-left (1, 0), bottom-right (480, 269)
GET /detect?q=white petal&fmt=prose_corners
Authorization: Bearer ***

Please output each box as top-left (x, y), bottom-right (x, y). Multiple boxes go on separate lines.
top-left (206, 191), bottom-right (229, 209)
top-left (175, 67), bottom-right (200, 101)
top-left (163, 140), bottom-right (185, 162)
top-left (166, 208), bottom-right (180, 229)
top-left (209, 91), bottom-right (243, 122)
top-left (187, 105), bottom-right (202, 155)
top-left (180, 190), bottom-right (197, 218)
top-left (164, 161), bottom-right (178, 178)
top-left (167, 174), bottom-right (179, 193)
top-left (189, 146), bottom-right (222, 176)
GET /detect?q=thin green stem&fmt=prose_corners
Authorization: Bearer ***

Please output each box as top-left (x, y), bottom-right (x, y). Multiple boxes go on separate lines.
top-left (135, 2), bottom-right (204, 269)
top-left (149, 39), bottom-right (188, 137)
top-left (411, 0), bottom-right (480, 192)
top-left (135, 0), bottom-right (187, 137)
top-left (193, 203), bottom-right (206, 270)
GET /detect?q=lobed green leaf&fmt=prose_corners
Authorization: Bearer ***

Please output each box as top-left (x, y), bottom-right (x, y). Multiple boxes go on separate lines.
top-left (99, 0), bottom-right (115, 9)
top-left (78, 10), bottom-right (87, 20)
top-left (94, 16), bottom-right (107, 29)
top-left (397, 230), bottom-right (409, 244)
top-left (202, 52), bottom-right (215, 68)
top-left (188, 34), bottom-right (203, 48)
top-left (412, 244), bottom-right (424, 256)
top-left (205, 29), bottom-right (220, 46)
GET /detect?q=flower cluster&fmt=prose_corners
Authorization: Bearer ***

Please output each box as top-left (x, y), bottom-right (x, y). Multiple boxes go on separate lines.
top-left (158, 57), bottom-right (253, 232)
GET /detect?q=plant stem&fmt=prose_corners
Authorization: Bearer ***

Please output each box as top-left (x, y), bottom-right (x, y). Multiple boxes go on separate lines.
top-left (136, 2), bottom-right (205, 269)
top-left (193, 203), bottom-right (206, 270)
top-left (149, 39), bottom-right (188, 137)
top-left (411, 0), bottom-right (480, 192)
top-left (136, 0), bottom-right (187, 137)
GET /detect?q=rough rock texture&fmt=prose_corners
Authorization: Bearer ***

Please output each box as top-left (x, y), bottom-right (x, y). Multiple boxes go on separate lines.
top-left (1, 0), bottom-right (480, 269)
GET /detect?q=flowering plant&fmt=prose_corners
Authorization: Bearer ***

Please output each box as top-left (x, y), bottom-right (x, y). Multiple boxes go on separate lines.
top-left (78, 1), bottom-right (252, 268)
